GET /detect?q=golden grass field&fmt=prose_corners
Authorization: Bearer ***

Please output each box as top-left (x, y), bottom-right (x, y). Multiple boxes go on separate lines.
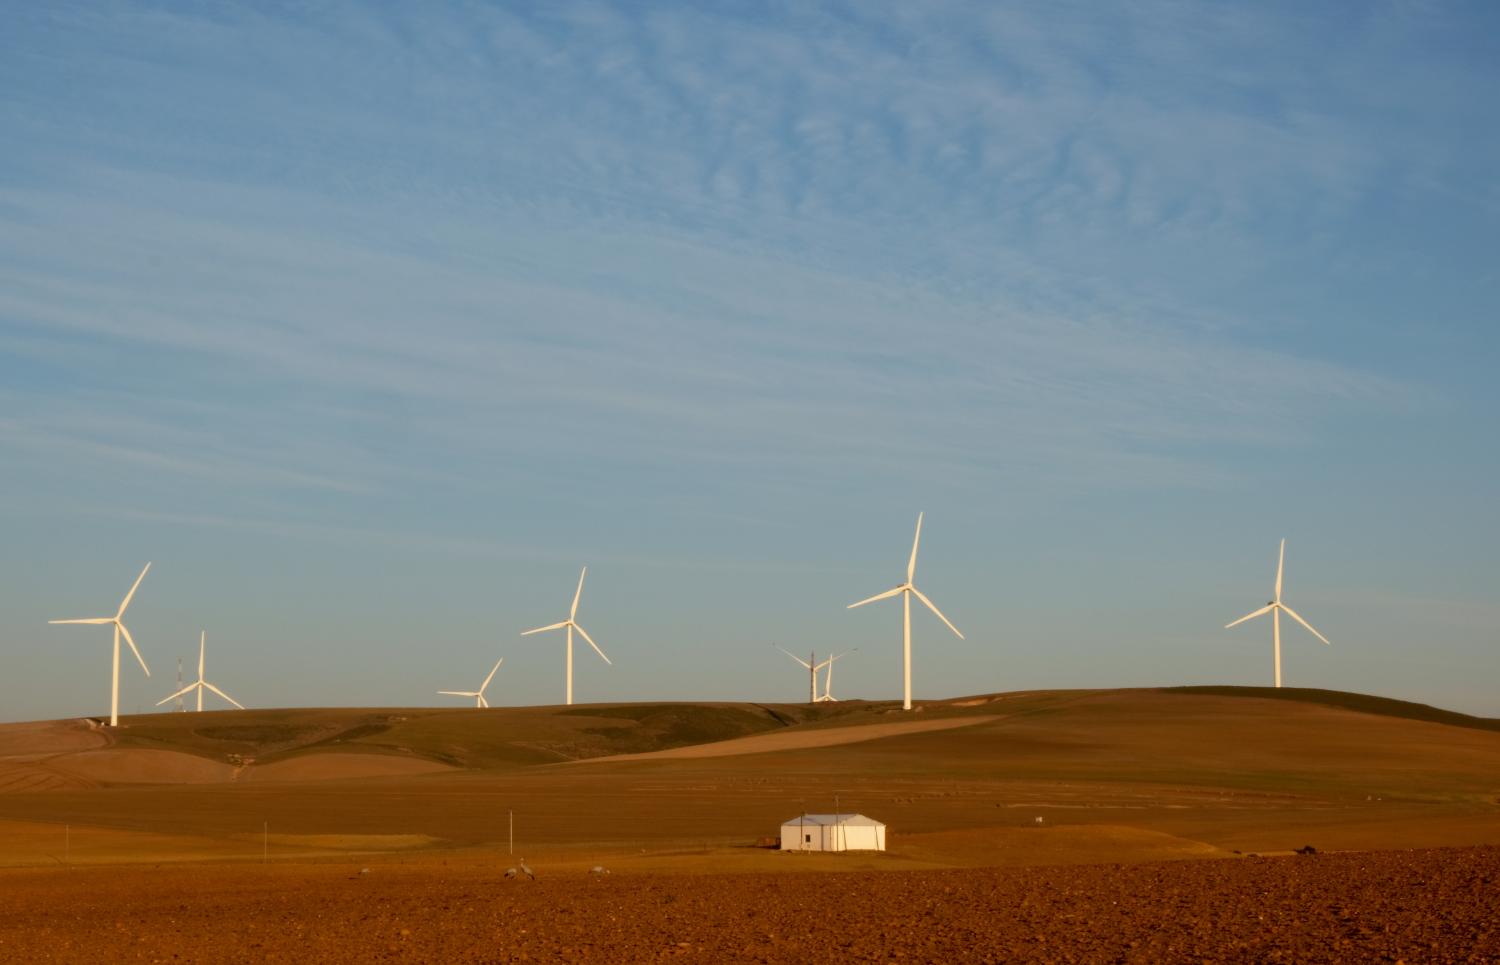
top-left (0, 686), bottom-right (1497, 872)
top-left (3, 688), bottom-right (1499, 962)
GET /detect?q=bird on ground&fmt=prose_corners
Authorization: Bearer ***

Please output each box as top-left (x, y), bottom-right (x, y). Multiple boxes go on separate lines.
top-left (519, 859), bottom-right (535, 879)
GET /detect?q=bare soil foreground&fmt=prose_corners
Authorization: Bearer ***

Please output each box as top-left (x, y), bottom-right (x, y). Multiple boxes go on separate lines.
top-left (1, 689), bottom-right (1499, 960)
top-left (1, 846), bottom-right (1496, 963)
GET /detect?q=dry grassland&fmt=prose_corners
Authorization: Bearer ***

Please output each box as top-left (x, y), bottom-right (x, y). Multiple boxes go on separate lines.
top-left (0, 688), bottom-right (1496, 868)
top-left (1, 688), bottom-right (1497, 959)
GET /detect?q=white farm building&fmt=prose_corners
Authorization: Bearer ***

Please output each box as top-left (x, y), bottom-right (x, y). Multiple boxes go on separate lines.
top-left (780, 813), bottom-right (886, 852)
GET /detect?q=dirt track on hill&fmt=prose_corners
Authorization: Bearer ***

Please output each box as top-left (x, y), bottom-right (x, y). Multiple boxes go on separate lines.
top-left (2, 846), bottom-right (1495, 963)
top-left (577, 714), bottom-right (999, 762)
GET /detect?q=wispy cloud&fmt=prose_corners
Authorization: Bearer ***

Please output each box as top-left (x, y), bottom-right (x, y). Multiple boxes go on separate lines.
top-left (1, 1), bottom-right (1496, 718)
top-left (0, 169), bottom-right (1402, 517)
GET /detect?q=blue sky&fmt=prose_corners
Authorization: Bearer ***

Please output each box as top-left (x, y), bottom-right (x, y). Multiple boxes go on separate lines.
top-left (3, 1), bottom-right (1497, 721)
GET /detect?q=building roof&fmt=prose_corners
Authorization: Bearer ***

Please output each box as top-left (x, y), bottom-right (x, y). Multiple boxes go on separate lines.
top-left (780, 813), bottom-right (884, 828)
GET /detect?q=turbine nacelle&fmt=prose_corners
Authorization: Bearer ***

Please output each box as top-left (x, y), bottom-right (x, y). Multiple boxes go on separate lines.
top-left (156, 631), bottom-right (244, 712)
top-left (521, 567), bottom-right (610, 705)
top-left (847, 513), bottom-right (964, 711)
top-left (439, 657), bottom-right (503, 709)
top-left (816, 648), bottom-right (857, 703)
top-left (776, 645), bottom-right (841, 703)
top-left (1225, 539), bottom-right (1331, 688)
top-left (49, 563), bottom-right (154, 727)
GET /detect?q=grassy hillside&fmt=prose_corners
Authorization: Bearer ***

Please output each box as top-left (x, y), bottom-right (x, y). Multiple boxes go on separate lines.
top-left (1164, 686), bottom-right (1500, 734)
top-left (110, 700), bottom-right (892, 768)
top-left (3, 687), bottom-right (1498, 864)
top-left (101, 686), bottom-right (1500, 770)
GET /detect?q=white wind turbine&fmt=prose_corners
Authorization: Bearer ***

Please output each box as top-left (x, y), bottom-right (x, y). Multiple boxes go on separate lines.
top-left (1225, 538), bottom-right (1331, 688)
top-left (49, 563), bottom-right (153, 727)
top-left (775, 647), bottom-right (831, 704)
top-left (848, 513), bottom-right (963, 711)
top-left (521, 567), bottom-right (610, 705)
top-left (438, 657), bottom-right (504, 708)
top-left (816, 648), bottom-right (857, 703)
top-left (157, 631), bottom-right (244, 712)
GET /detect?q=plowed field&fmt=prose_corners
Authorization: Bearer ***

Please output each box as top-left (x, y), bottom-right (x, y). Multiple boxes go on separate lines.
top-left (2, 846), bottom-right (1495, 963)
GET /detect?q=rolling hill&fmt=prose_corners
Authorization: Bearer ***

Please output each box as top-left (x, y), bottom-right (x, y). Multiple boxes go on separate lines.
top-left (0, 687), bottom-right (1497, 868)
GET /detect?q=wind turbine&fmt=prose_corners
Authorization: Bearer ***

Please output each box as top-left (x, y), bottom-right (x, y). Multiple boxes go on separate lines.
top-left (816, 648), bottom-right (857, 703)
top-left (521, 567), bottom-right (610, 705)
top-left (1225, 538), bottom-right (1331, 687)
top-left (49, 563), bottom-right (153, 727)
top-left (156, 631), bottom-right (244, 712)
top-left (438, 657), bottom-right (504, 708)
top-left (848, 513), bottom-right (963, 711)
top-left (775, 646), bottom-right (830, 704)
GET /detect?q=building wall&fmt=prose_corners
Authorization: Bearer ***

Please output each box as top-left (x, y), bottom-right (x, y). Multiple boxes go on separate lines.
top-left (780, 822), bottom-right (886, 851)
top-left (835, 825), bottom-right (883, 851)
top-left (780, 821), bottom-right (822, 851)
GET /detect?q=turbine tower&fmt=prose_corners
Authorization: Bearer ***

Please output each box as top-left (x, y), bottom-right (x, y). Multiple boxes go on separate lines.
top-left (49, 562), bottom-right (153, 727)
top-left (521, 567), bottom-right (610, 705)
top-left (438, 657), bottom-right (504, 708)
top-left (848, 513), bottom-right (963, 711)
top-left (775, 647), bottom-right (830, 704)
top-left (1225, 538), bottom-right (1331, 687)
top-left (816, 648), bottom-right (857, 703)
top-left (157, 631), bottom-right (244, 711)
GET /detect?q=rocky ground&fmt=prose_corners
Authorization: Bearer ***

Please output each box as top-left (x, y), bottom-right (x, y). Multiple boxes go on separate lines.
top-left (1, 846), bottom-right (1496, 963)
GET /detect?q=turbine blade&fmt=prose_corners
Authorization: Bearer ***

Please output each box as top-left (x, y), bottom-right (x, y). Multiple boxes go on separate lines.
top-left (119, 622), bottom-right (151, 677)
top-left (775, 646), bottom-right (812, 670)
top-left (116, 562), bottom-right (152, 618)
top-left (847, 585), bottom-right (904, 609)
top-left (49, 618), bottom-right (113, 625)
top-left (907, 512), bottom-right (923, 583)
top-left (573, 623), bottom-right (611, 664)
top-left (479, 694), bottom-right (489, 709)
top-left (571, 566), bottom-right (587, 620)
top-left (438, 691), bottom-right (478, 697)
top-left (198, 631), bottom-right (206, 679)
top-left (1280, 604), bottom-right (1331, 645)
top-left (156, 684), bottom-right (196, 706)
top-left (1224, 604), bottom-right (1273, 629)
top-left (1275, 539), bottom-right (1285, 601)
top-left (481, 657), bottom-right (504, 691)
top-left (911, 585), bottom-right (964, 639)
top-left (204, 682), bottom-right (245, 710)
top-left (521, 621), bottom-right (569, 636)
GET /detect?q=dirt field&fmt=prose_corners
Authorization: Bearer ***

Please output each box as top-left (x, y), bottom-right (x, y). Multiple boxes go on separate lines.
top-left (1, 846), bottom-right (1495, 963)
top-left (0, 690), bottom-right (1498, 960)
